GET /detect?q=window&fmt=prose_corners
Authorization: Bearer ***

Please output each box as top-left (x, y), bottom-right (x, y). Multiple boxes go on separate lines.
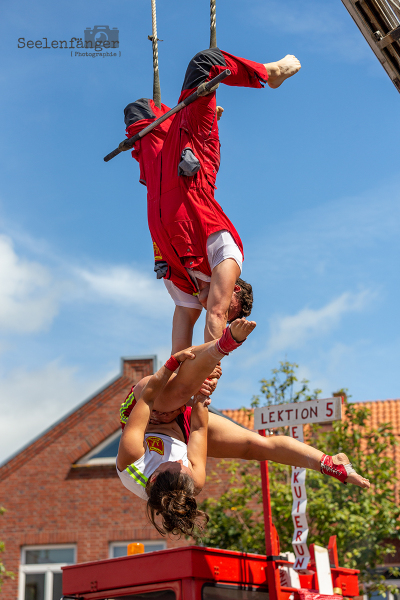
top-left (109, 541), bottom-right (166, 558)
top-left (202, 584), bottom-right (269, 600)
top-left (75, 430), bottom-right (121, 466)
top-left (104, 592), bottom-right (175, 600)
top-left (19, 545), bottom-right (75, 600)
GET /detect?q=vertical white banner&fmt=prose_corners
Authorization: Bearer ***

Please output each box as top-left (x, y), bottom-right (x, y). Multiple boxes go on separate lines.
top-left (290, 425), bottom-right (310, 572)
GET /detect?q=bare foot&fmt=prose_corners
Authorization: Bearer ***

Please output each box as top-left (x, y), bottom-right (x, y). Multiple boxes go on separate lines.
top-left (333, 453), bottom-right (371, 489)
top-left (265, 55), bottom-right (301, 89)
top-left (230, 318), bottom-right (257, 343)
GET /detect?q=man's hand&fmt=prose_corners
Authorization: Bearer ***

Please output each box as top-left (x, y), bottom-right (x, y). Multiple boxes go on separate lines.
top-left (216, 106), bottom-right (224, 121)
top-left (173, 347), bottom-right (196, 363)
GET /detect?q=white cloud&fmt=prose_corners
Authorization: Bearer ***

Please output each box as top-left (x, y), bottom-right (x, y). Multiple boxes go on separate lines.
top-left (0, 360), bottom-right (113, 465)
top-left (266, 290), bottom-right (373, 356)
top-left (0, 229), bottom-right (172, 338)
top-left (0, 234), bottom-right (59, 333)
top-left (75, 264), bottom-right (171, 314)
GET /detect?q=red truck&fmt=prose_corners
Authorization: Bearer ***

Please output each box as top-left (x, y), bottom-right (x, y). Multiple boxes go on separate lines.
top-left (62, 458), bottom-right (360, 600)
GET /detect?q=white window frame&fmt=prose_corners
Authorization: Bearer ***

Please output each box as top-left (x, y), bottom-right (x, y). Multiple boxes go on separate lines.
top-left (109, 540), bottom-right (167, 558)
top-left (19, 544), bottom-right (76, 600)
top-left (75, 430), bottom-right (121, 466)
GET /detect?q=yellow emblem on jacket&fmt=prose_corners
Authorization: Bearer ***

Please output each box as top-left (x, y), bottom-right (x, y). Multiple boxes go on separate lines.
top-left (146, 436), bottom-right (164, 456)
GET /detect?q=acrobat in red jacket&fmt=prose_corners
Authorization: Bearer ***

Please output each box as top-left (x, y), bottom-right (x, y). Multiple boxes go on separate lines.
top-left (125, 48), bottom-right (268, 296)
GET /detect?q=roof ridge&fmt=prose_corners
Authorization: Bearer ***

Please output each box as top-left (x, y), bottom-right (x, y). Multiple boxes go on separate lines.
top-left (0, 357), bottom-right (155, 482)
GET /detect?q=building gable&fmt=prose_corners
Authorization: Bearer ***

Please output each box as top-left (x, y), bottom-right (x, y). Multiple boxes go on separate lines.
top-left (0, 357), bottom-right (155, 482)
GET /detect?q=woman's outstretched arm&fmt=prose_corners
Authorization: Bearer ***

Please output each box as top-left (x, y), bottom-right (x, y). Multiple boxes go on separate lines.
top-left (129, 319), bottom-right (256, 415)
top-left (159, 319), bottom-right (257, 411)
top-left (187, 394), bottom-right (209, 495)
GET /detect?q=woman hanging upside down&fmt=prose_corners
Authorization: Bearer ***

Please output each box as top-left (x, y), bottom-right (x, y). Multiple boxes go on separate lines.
top-left (117, 318), bottom-right (370, 537)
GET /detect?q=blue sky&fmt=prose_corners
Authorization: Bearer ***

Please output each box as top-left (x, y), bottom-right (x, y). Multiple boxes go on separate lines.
top-left (1, 0), bottom-right (399, 463)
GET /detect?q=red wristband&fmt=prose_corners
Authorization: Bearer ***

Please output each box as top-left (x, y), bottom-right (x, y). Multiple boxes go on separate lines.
top-left (216, 326), bottom-right (244, 356)
top-left (164, 356), bottom-right (180, 372)
top-left (320, 454), bottom-right (353, 484)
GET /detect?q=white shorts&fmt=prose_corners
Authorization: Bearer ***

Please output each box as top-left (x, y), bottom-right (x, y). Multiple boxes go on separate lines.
top-left (163, 230), bottom-right (242, 310)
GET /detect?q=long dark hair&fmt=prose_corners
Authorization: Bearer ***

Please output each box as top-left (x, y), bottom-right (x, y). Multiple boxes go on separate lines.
top-left (146, 470), bottom-right (209, 537)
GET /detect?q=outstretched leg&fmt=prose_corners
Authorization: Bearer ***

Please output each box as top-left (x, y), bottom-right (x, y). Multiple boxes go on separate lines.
top-left (207, 412), bottom-right (370, 489)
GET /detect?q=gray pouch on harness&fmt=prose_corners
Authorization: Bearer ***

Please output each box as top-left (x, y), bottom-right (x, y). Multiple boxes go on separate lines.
top-left (154, 261), bottom-right (168, 279)
top-left (178, 147), bottom-right (201, 177)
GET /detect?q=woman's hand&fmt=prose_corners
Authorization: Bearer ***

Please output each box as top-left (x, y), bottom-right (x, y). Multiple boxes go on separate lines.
top-left (193, 393), bottom-right (211, 407)
top-left (198, 377), bottom-right (218, 397)
top-left (173, 347), bottom-right (196, 364)
top-left (208, 362), bottom-right (222, 380)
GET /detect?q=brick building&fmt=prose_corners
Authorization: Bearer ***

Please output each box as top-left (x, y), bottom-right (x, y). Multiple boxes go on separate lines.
top-left (1, 357), bottom-right (399, 600)
top-left (0, 357), bottom-right (231, 600)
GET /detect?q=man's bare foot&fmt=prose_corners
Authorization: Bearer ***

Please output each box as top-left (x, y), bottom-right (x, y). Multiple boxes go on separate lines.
top-left (230, 318), bottom-right (257, 343)
top-left (333, 453), bottom-right (371, 489)
top-left (265, 55), bottom-right (301, 89)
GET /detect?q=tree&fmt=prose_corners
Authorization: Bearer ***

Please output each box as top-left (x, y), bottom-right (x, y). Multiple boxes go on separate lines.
top-left (195, 362), bottom-right (400, 594)
top-left (0, 507), bottom-right (14, 592)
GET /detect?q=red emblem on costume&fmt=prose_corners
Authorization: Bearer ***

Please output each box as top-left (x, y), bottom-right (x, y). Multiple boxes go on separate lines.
top-left (146, 436), bottom-right (165, 455)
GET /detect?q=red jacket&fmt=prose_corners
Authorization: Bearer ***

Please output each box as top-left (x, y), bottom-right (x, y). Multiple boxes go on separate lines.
top-left (126, 49), bottom-right (268, 296)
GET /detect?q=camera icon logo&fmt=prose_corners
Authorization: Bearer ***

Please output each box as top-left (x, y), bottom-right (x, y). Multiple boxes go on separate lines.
top-left (84, 25), bottom-right (119, 47)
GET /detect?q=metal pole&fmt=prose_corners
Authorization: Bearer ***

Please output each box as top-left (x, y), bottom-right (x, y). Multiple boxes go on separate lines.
top-left (259, 429), bottom-right (281, 600)
top-left (258, 430), bottom-right (279, 556)
top-left (104, 69), bottom-right (231, 162)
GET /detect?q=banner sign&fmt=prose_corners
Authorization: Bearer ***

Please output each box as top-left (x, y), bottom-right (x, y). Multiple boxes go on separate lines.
top-left (290, 425), bottom-right (310, 571)
top-left (253, 397), bottom-right (342, 431)
top-left (256, 397), bottom-right (343, 572)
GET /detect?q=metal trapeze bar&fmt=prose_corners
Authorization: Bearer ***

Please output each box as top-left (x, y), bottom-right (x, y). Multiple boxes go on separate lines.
top-left (104, 68), bottom-right (231, 162)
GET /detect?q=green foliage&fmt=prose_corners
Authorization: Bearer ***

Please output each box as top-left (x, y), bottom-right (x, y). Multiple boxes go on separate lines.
top-left (0, 507), bottom-right (14, 591)
top-left (196, 363), bottom-right (400, 595)
top-left (250, 361), bottom-right (322, 408)
top-left (196, 460), bottom-right (266, 554)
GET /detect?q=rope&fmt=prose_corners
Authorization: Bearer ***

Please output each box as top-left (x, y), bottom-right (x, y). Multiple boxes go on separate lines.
top-left (210, 0), bottom-right (217, 48)
top-left (149, 0), bottom-right (161, 108)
